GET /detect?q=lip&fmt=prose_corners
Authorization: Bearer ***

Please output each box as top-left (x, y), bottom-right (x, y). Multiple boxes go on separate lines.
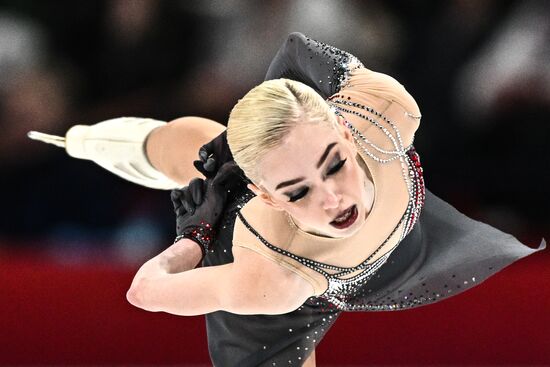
top-left (330, 205), bottom-right (358, 229)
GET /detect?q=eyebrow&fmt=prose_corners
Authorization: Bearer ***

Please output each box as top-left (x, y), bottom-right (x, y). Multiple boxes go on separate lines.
top-left (275, 142), bottom-right (338, 191)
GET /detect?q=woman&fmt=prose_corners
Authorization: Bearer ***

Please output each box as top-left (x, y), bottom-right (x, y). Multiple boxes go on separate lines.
top-left (30, 33), bottom-right (546, 366)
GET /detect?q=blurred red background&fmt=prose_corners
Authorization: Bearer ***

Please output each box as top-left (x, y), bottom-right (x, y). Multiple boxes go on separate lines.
top-left (1, 241), bottom-right (548, 366)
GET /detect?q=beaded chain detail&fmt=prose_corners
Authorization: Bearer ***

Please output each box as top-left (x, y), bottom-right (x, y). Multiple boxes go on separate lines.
top-left (328, 99), bottom-right (410, 162)
top-left (328, 97), bottom-right (426, 238)
top-left (236, 94), bottom-right (426, 311)
top-left (402, 146), bottom-right (425, 236)
top-left (237, 210), bottom-right (406, 311)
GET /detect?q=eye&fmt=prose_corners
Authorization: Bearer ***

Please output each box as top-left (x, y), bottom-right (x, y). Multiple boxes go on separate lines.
top-left (327, 158), bottom-right (347, 176)
top-left (288, 188), bottom-right (309, 202)
top-left (286, 157), bottom-right (347, 203)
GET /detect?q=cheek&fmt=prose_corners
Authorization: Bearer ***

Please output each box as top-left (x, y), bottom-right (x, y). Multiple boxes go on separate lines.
top-left (285, 203), bottom-right (313, 218)
top-left (342, 159), bottom-right (364, 190)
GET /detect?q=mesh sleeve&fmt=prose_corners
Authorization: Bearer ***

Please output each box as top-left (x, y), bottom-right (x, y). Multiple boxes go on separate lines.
top-left (264, 32), bottom-right (364, 98)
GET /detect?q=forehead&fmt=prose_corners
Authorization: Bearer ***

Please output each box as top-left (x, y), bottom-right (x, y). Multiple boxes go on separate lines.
top-left (258, 123), bottom-right (342, 188)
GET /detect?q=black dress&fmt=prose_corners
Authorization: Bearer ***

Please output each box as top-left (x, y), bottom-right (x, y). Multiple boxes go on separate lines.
top-left (200, 32), bottom-right (546, 367)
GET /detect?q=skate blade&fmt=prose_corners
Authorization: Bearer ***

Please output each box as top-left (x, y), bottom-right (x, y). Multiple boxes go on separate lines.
top-left (27, 131), bottom-right (66, 148)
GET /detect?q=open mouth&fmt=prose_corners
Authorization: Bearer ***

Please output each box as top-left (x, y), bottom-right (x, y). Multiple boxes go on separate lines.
top-left (330, 205), bottom-right (358, 229)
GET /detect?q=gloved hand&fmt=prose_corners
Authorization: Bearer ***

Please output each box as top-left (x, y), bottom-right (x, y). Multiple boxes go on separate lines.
top-left (193, 130), bottom-right (234, 179)
top-left (171, 161), bottom-right (243, 258)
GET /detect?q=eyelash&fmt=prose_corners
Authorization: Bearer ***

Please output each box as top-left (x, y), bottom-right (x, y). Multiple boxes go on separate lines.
top-left (288, 158), bottom-right (348, 202)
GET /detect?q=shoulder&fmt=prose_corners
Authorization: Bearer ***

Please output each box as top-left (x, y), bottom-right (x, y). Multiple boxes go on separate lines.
top-left (231, 197), bottom-right (330, 299)
top-left (285, 31), bottom-right (308, 44)
top-left (224, 245), bottom-right (314, 315)
top-left (331, 68), bottom-right (421, 147)
top-left (339, 68), bottom-right (421, 121)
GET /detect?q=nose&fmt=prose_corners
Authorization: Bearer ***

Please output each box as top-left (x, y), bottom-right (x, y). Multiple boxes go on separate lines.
top-left (322, 186), bottom-right (341, 210)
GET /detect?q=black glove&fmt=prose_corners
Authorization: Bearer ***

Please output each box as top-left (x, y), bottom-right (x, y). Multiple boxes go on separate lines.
top-left (193, 130), bottom-right (234, 179)
top-left (171, 161), bottom-right (244, 258)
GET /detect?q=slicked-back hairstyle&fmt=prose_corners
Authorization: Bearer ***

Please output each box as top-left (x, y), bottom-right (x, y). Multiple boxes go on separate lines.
top-left (226, 78), bottom-right (339, 184)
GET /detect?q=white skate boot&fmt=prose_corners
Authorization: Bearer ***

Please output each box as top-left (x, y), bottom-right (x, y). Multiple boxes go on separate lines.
top-left (28, 117), bottom-right (181, 190)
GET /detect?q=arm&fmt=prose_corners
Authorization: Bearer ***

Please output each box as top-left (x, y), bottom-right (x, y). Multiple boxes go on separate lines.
top-left (126, 239), bottom-right (313, 316)
top-left (128, 167), bottom-right (312, 316)
top-left (126, 237), bottom-right (227, 315)
top-left (265, 32), bottom-right (364, 98)
top-left (268, 32), bottom-right (421, 148)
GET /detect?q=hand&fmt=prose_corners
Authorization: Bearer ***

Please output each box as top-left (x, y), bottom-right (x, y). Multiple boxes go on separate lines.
top-left (171, 161), bottom-right (244, 256)
top-left (171, 177), bottom-right (205, 218)
top-left (193, 130), bottom-right (234, 179)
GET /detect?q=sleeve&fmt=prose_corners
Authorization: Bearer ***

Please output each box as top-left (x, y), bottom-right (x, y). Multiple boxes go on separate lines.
top-left (264, 32), bottom-right (364, 99)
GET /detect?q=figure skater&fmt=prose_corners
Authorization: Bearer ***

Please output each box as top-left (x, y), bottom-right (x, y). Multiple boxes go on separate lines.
top-left (29, 32), bottom-right (546, 367)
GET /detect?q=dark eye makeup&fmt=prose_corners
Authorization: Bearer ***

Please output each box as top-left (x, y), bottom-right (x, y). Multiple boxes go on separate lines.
top-left (288, 187), bottom-right (309, 202)
top-left (287, 157), bottom-right (347, 202)
top-left (327, 157), bottom-right (347, 175)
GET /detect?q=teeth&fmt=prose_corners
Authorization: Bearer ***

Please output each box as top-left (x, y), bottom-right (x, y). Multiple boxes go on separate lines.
top-left (334, 207), bottom-right (352, 223)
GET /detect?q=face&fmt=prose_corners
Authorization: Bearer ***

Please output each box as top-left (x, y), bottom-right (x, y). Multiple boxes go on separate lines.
top-left (248, 119), bottom-right (375, 238)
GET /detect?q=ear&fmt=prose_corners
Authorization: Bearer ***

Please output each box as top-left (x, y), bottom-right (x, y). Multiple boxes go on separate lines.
top-left (340, 123), bottom-right (353, 143)
top-left (334, 115), bottom-right (353, 142)
top-left (337, 122), bottom-right (357, 155)
top-left (246, 183), bottom-right (285, 211)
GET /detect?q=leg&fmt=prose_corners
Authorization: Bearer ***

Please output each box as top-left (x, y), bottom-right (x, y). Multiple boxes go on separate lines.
top-left (28, 116), bottom-right (225, 189)
top-left (146, 116), bottom-right (225, 185)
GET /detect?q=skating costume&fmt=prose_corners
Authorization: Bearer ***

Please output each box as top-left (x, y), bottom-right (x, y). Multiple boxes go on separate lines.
top-left (201, 33), bottom-right (546, 366)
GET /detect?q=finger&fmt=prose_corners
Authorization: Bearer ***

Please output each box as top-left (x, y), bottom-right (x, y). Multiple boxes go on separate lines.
top-left (170, 189), bottom-right (181, 202)
top-left (198, 147), bottom-right (209, 161)
top-left (176, 206), bottom-right (187, 217)
top-left (203, 157), bottom-right (217, 172)
top-left (181, 187), bottom-right (195, 215)
top-left (189, 177), bottom-right (204, 206)
top-left (173, 189), bottom-right (187, 215)
top-left (193, 160), bottom-right (207, 176)
top-left (173, 202), bottom-right (183, 215)
top-left (171, 190), bottom-right (183, 212)
top-left (212, 161), bottom-right (240, 187)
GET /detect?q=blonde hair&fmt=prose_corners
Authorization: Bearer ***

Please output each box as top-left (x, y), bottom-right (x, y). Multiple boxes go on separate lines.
top-left (227, 78), bottom-right (339, 184)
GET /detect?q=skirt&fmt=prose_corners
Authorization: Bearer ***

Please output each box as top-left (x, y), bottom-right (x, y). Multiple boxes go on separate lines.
top-left (202, 187), bottom-right (546, 367)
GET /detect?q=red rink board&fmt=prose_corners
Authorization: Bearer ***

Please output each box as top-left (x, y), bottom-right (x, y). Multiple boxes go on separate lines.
top-left (1, 246), bottom-right (548, 366)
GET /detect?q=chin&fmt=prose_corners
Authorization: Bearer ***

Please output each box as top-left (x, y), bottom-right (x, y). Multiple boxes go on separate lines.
top-left (343, 221), bottom-right (361, 236)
